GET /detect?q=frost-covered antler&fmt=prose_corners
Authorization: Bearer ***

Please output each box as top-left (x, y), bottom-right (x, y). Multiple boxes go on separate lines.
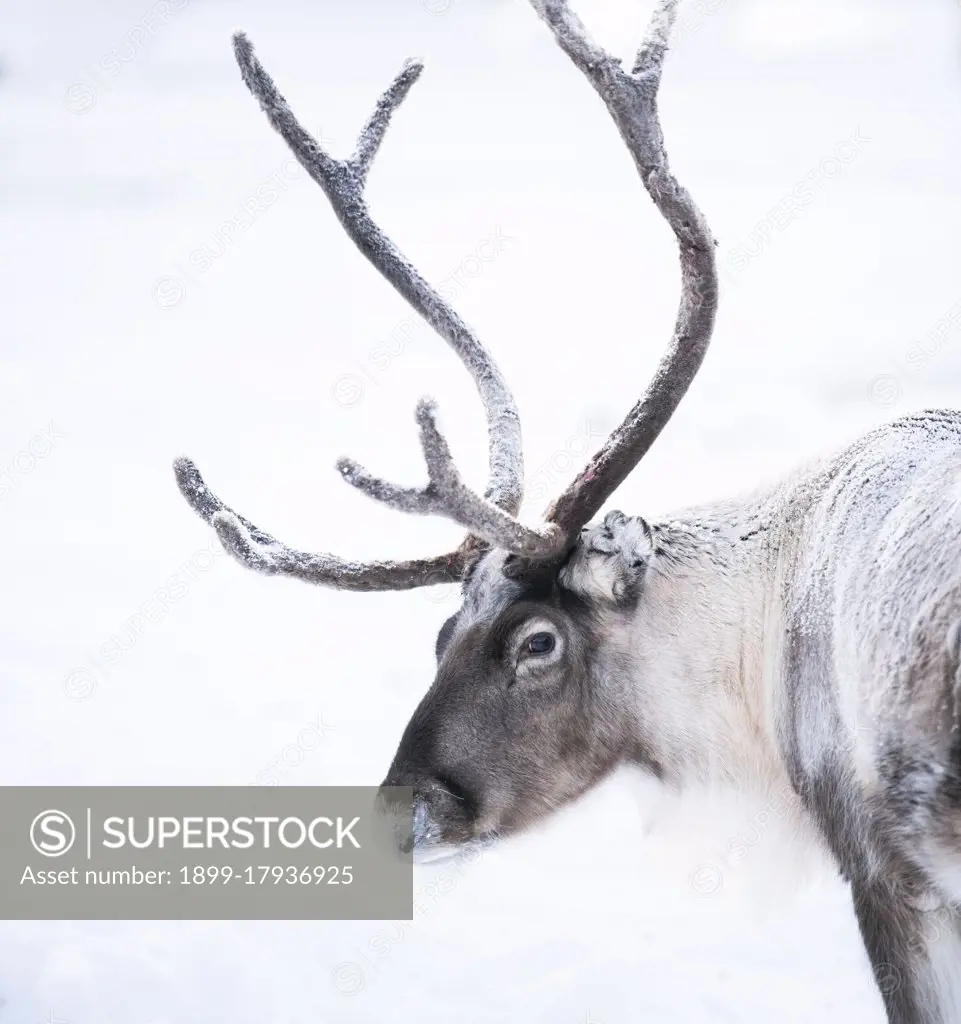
top-left (175, 0), bottom-right (718, 587)
top-left (529, 0), bottom-right (718, 545)
top-left (175, 32), bottom-right (530, 590)
top-left (338, 399), bottom-right (563, 558)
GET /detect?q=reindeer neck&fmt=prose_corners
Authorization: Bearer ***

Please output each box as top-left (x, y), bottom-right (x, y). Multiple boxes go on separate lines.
top-left (624, 488), bottom-right (794, 794)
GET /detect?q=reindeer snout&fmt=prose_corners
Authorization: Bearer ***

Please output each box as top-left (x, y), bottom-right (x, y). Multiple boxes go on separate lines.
top-left (380, 763), bottom-right (477, 854)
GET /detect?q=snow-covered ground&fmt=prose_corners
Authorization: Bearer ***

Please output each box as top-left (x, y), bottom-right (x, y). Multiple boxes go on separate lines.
top-left (1, 0), bottom-right (960, 1020)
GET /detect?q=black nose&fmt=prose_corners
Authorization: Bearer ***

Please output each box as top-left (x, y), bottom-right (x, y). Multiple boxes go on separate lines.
top-left (380, 766), bottom-right (478, 848)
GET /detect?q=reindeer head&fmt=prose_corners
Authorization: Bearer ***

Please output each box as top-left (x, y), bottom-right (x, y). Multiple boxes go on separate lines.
top-left (382, 524), bottom-right (664, 858)
top-left (174, 0), bottom-right (717, 857)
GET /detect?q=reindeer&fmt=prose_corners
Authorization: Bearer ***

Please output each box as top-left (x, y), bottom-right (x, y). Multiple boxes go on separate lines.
top-left (173, 2), bottom-right (961, 1020)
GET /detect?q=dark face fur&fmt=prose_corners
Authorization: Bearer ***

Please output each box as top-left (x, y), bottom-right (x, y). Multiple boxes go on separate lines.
top-left (380, 542), bottom-right (641, 858)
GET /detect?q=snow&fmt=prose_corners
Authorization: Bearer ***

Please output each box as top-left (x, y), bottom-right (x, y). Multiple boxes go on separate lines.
top-left (1, 0), bottom-right (960, 1020)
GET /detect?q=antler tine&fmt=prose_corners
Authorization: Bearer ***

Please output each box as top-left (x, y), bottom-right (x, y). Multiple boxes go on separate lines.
top-left (351, 58), bottom-right (423, 185)
top-left (174, 456), bottom-right (477, 591)
top-left (337, 400), bottom-right (563, 558)
top-left (529, 0), bottom-right (719, 546)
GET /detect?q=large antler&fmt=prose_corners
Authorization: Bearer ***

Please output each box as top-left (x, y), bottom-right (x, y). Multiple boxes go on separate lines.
top-left (175, 33), bottom-right (532, 590)
top-left (529, 0), bottom-right (718, 544)
top-left (175, 0), bottom-right (718, 586)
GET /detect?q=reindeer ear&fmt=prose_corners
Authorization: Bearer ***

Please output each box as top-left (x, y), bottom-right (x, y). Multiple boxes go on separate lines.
top-left (557, 512), bottom-right (654, 607)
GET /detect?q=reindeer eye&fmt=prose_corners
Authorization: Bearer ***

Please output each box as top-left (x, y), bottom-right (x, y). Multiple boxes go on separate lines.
top-left (527, 632), bottom-right (555, 655)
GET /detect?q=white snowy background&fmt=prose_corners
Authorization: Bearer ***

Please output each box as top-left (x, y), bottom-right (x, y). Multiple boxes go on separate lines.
top-left (1, 0), bottom-right (960, 1020)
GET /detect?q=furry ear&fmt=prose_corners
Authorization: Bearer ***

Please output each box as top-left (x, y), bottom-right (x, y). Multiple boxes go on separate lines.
top-left (557, 511), bottom-right (654, 607)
